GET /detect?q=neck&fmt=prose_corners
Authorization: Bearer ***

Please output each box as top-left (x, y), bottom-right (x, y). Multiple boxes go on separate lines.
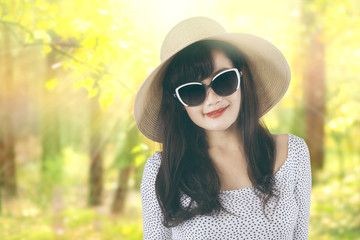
top-left (205, 124), bottom-right (243, 151)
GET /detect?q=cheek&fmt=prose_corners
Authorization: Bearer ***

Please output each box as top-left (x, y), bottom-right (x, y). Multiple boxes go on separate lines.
top-left (185, 107), bottom-right (199, 119)
top-left (230, 90), bottom-right (242, 111)
top-left (184, 107), bottom-right (203, 125)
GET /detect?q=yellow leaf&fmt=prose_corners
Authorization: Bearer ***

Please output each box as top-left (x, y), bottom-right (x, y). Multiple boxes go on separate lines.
top-left (35, 0), bottom-right (50, 11)
top-left (131, 146), bottom-right (142, 154)
top-left (49, 4), bottom-right (58, 14)
top-left (25, 33), bottom-right (34, 44)
top-left (45, 78), bottom-right (59, 91)
top-left (37, 20), bottom-right (51, 30)
top-left (33, 29), bottom-right (51, 44)
top-left (2, 15), bottom-right (14, 21)
top-left (62, 61), bottom-right (69, 70)
top-left (74, 79), bottom-right (84, 90)
top-left (83, 77), bottom-right (95, 90)
top-left (102, 74), bottom-right (112, 82)
top-left (82, 37), bottom-right (97, 49)
top-left (135, 155), bottom-right (146, 167)
top-left (42, 45), bottom-right (52, 56)
top-left (88, 88), bottom-right (98, 98)
top-left (99, 92), bottom-right (114, 110)
top-left (121, 226), bottom-right (132, 235)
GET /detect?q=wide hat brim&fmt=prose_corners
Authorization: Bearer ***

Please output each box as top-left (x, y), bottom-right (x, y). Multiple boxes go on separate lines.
top-left (134, 17), bottom-right (291, 143)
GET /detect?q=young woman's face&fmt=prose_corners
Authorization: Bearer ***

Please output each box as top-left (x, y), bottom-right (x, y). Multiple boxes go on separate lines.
top-left (184, 50), bottom-right (241, 132)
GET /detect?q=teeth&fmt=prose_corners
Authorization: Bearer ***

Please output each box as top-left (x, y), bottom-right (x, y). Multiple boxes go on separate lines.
top-left (209, 108), bottom-right (224, 114)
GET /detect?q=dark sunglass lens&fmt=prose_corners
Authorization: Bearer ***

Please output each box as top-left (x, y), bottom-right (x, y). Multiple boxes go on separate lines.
top-left (178, 84), bottom-right (206, 106)
top-left (212, 70), bottom-right (238, 96)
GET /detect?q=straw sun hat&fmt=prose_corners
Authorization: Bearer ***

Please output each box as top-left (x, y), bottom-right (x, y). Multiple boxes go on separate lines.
top-left (134, 17), bottom-right (291, 143)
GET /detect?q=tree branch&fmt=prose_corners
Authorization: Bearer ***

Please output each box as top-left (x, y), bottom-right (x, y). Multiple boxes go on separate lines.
top-left (0, 20), bottom-right (34, 38)
top-left (0, 20), bottom-right (135, 94)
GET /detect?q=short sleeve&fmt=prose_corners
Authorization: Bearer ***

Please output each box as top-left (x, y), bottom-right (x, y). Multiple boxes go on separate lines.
top-left (140, 152), bottom-right (172, 239)
top-left (293, 138), bottom-right (312, 239)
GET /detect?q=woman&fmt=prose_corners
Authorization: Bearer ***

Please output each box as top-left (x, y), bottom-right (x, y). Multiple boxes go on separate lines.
top-left (134, 17), bottom-right (311, 239)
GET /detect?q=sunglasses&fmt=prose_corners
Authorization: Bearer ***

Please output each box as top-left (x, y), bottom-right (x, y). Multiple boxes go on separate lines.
top-left (174, 68), bottom-right (242, 107)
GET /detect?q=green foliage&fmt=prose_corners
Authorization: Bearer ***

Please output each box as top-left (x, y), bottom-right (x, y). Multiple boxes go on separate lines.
top-left (39, 155), bottom-right (64, 208)
top-left (62, 208), bottom-right (97, 229)
top-left (0, 208), bottom-right (143, 240)
top-left (310, 152), bottom-right (360, 239)
top-left (111, 120), bottom-right (150, 171)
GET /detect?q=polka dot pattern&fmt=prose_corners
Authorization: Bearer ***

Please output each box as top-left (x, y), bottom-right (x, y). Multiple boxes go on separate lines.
top-left (140, 134), bottom-right (312, 239)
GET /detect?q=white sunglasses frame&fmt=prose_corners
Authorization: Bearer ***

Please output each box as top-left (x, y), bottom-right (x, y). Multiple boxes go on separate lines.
top-left (173, 68), bottom-right (242, 107)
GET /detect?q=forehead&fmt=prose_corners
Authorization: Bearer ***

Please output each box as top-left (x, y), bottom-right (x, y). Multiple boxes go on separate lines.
top-left (211, 50), bottom-right (234, 71)
top-left (168, 46), bottom-right (236, 88)
top-left (199, 51), bottom-right (234, 84)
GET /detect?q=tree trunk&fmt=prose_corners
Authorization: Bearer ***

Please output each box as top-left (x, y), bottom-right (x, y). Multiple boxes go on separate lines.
top-left (111, 121), bottom-right (139, 214)
top-left (111, 166), bottom-right (132, 214)
top-left (0, 25), bottom-right (17, 198)
top-left (88, 142), bottom-right (103, 206)
top-left (302, 1), bottom-right (326, 175)
top-left (88, 98), bottom-right (103, 206)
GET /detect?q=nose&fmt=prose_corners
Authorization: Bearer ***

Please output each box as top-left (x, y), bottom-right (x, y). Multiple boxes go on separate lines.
top-left (205, 87), bottom-right (222, 105)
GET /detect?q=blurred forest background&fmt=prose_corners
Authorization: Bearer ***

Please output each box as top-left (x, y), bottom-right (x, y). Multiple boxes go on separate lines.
top-left (0, 0), bottom-right (359, 239)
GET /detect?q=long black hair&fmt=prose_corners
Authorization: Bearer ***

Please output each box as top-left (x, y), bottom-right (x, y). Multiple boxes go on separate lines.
top-left (156, 40), bottom-right (278, 227)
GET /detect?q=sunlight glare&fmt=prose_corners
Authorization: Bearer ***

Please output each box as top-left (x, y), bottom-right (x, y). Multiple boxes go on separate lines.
top-left (291, 9), bottom-right (300, 18)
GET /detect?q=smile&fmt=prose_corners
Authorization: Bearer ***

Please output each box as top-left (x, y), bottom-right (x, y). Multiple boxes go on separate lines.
top-left (205, 106), bottom-right (229, 118)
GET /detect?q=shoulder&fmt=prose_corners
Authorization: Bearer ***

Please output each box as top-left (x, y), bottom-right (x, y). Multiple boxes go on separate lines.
top-left (272, 133), bottom-right (289, 152)
top-left (272, 133), bottom-right (310, 171)
top-left (141, 151), bottom-right (162, 187)
top-left (145, 151), bottom-right (162, 168)
top-left (287, 134), bottom-right (310, 158)
top-left (272, 133), bottom-right (289, 172)
top-left (285, 135), bottom-right (312, 189)
top-left (284, 134), bottom-right (311, 174)
top-left (272, 133), bottom-right (309, 155)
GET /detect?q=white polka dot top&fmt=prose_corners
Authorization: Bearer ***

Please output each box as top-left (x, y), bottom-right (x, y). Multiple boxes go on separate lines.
top-left (140, 134), bottom-right (312, 239)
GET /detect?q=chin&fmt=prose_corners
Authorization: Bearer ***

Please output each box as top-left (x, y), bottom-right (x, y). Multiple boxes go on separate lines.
top-left (204, 122), bottom-right (235, 132)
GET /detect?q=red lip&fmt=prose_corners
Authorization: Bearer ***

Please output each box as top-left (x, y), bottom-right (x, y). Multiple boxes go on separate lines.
top-left (205, 106), bottom-right (228, 118)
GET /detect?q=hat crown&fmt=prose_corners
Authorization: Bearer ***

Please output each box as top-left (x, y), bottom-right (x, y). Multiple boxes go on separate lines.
top-left (160, 17), bottom-right (227, 62)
